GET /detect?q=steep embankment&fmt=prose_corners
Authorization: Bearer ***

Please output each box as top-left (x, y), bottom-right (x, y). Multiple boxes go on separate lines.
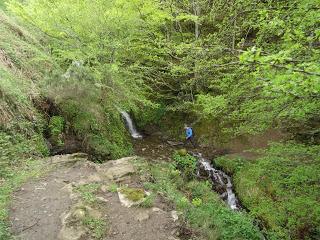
top-left (0, 10), bottom-right (132, 239)
top-left (0, 10), bottom-right (52, 239)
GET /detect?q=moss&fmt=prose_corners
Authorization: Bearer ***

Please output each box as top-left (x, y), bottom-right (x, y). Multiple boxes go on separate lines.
top-left (176, 148), bottom-right (187, 156)
top-left (120, 187), bottom-right (145, 202)
top-left (60, 99), bottom-right (133, 161)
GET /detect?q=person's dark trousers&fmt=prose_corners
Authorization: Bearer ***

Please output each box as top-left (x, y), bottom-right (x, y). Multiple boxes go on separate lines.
top-left (185, 136), bottom-right (196, 147)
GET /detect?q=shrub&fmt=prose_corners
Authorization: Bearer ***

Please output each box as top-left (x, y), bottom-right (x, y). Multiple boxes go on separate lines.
top-left (48, 116), bottom-right (64, 146)
top-left (173, 153), bottom-right (197, 180)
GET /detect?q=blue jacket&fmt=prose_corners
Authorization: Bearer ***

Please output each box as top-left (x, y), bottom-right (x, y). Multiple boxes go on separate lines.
top-left (186, 127), bottom-right (193, 139)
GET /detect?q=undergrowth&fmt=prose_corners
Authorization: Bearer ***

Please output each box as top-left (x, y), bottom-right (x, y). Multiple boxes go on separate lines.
top-left (143, 158), bottom-right (263, 240)
top-left (215, 142), bottom-right (320, 239)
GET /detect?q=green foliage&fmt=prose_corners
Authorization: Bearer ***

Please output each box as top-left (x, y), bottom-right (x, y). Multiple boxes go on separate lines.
top-left (75, 184), bottom-right (101, 205)
top-left (140, 193), bottom-right (156, 208)
top-left (48, 116), bottom-right (64, 146)
top-left (173, 153), bottom-right (197, 180)
top-left (0, 132), bottom-right (48, 178)
top-left (144, 162), bottom-right (262, 240)
top-left (12, 0), bottom-right (316, 143)
top-left (60, 100), bottom-right (133, 161)
top-left (49, 116), bottom-right (64, 136)
top-left (107, 183), bottom-right (118, 193)
top-left (82, 217), bottom-right (107, 240)
top-left (191, 197), bottom-right (202, 207)
top-left (216, 143), bottom-right (320, 239)
top-left (215, 156), bottom-right (250, 175)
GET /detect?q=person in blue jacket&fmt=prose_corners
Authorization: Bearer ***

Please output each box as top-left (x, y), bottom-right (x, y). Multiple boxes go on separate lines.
top-left (184, 124), bottom-right (196, 147)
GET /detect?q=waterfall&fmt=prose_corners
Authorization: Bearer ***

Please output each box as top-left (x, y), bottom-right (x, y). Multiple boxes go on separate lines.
top-left (193, 152), bottom-right (240, 210)
top-left (120, 111), bottom-right (143, 139)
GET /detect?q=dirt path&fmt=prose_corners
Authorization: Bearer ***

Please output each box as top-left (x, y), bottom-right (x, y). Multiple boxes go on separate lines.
top-left (9, 154), bottom-right (180, 240)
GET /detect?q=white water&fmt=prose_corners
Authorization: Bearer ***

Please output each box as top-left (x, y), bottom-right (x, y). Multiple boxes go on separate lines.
top-left (120, 111), bottom-right (143, 139)
top-left (194, 153), bottom-right (240, 210)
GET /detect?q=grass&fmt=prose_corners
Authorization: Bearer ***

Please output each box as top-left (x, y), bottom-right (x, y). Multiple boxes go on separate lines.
top-left (142, 161), bottom-right (263, 240)
top-left (215, 142), bottom-right (320, 239)
top-left (82, 216), bottom-right (107, 240)
top-left (139, 193), bottom-right (156, 208)
top-left (75, 183), bottom-right (101, 205)
top-left (107, 183), bottom-right (118, 193)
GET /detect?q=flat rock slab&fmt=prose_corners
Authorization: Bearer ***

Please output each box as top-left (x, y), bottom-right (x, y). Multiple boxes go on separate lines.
top-left (99, 156), bottom-right (137, 181)
top-left (105, 193), bottom-right (178, 240)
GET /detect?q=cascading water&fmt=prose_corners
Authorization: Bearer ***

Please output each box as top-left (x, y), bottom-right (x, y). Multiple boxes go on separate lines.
top-left (120, 111), bottom-right (143, 139)
top-left (193, 152), bottom-right (240, 210)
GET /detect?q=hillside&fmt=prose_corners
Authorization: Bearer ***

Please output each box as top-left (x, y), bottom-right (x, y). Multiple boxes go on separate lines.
top-left (1, 1), bottom-right (320, 240)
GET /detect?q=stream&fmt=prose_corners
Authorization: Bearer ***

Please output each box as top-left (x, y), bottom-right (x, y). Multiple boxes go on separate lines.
top-left (121, 111), bottom-right (241, 210)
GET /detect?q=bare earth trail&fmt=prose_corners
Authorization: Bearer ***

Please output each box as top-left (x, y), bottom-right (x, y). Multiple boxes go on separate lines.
top-left (9, 152), bottom-right (180, 240)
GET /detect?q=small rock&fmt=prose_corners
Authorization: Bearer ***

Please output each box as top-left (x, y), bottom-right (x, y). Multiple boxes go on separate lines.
top-left (117, 189), bottom-right (145, 208)
top-left (96, 196), bottom-right (108, 203)
top-left (152, 207), bottom-right (163, 213)
top-left (72, 209), bottom-right (86, 220)
top-left (135, 210), bottom-right (150, 222)
top-left (168, 237), bottom-right (179, 240)
top-left (100, 185), bottom-right (109, 193)
top-left (86, 207), bottom-right (102, 219)
top-left (171, 211), bottom-right (179, 222)
top-left (58, 225), bottom-right (86, 240)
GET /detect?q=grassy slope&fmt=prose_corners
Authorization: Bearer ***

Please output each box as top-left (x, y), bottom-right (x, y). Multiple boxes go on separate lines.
top-left (0, 9), bottom-right (133, 238)
top-left (137, 156), bottom-right (263, 240)
top-left (215, 143), bottom-right (320, 240)
top-left (0, 10), bottom-right (52, 239)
